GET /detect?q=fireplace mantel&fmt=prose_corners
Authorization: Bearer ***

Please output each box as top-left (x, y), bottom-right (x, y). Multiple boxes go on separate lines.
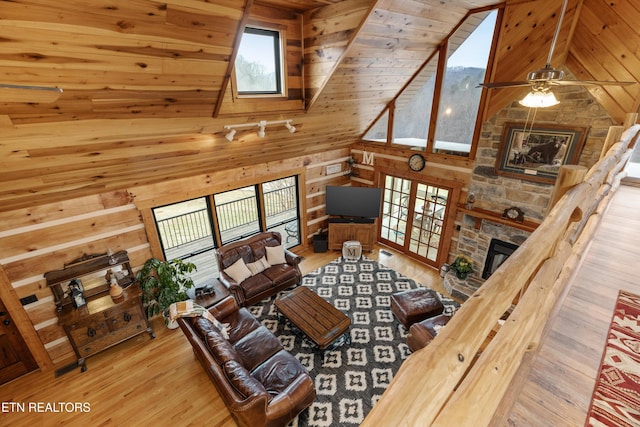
top-left (457, 205), bottom-right (540, 232)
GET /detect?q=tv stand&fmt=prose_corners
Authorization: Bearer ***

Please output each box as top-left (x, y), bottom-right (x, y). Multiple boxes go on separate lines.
top-left (329, 217), bottom-right (375, 224)
top-left (328, 219), bottom-right (376, 251)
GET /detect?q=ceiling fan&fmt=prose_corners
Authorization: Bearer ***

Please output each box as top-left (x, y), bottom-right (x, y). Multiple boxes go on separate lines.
top-left (478, 0), bottom-right (634, 106)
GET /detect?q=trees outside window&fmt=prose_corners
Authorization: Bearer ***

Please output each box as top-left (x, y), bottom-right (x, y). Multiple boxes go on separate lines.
top-left (362, 9), bottom-right (499, 159)
top-left (235, 27), bottom-right (283, 95)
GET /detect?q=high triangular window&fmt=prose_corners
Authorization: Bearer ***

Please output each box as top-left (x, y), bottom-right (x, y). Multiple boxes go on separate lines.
top-left (363, 9), bottom-right (499, 158)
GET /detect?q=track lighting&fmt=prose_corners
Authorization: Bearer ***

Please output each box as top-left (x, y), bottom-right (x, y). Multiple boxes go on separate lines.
top-left (222, 119), bottom-right (297, 141)
top-left (285, 120), bottom-right (296, 134)
top-left (224, 127), bottom-right (236, 142)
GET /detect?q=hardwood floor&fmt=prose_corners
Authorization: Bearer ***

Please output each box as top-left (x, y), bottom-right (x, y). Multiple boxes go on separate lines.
top-left (0, 244), bottom-right (443, 426)
top-left (494, 184), bottom-right (640, 426)
top-left (3, 183), bottom-right (637, 427)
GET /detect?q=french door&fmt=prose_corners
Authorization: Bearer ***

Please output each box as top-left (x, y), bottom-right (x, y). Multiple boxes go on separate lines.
top-left (380, 175), bottom-right (451, 267)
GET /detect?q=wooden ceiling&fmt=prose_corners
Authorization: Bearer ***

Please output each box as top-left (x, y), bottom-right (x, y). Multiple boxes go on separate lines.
top-left (0, 0), bottom-right (639, 212)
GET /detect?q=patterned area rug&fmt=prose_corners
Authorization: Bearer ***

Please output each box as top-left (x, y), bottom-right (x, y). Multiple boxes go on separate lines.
top-left (586, 290), bottom-right (640, 426)
top-left (247, 256), bottom-right (459, 427)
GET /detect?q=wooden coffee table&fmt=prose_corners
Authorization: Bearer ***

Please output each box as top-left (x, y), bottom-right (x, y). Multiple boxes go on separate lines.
top-left (274, 286), bottom-right (351, 350)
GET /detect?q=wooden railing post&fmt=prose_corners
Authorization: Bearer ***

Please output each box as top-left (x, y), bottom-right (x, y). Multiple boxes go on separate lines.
top-left (546, 165), bottom-right (587, 216)
top-left (600, 126), bottom-right (624, 159)
top-left (623, 112), bottom-right (638, 130)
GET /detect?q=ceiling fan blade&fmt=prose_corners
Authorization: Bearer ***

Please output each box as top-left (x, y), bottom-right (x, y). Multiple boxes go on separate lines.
top-left (0, 84), bottom-right (63, 103)
top-left (477, 81), bottom-right (532, 89)
top-left (549, 79), bottom-right (636, 87)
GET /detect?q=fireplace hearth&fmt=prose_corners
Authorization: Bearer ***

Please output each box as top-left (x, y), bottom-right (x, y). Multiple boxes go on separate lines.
top-left (482, 239), bottom-right (519, 279)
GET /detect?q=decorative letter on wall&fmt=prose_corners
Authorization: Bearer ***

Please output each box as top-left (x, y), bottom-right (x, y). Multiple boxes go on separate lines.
top-left (362, 151), bottom-right (375, 166)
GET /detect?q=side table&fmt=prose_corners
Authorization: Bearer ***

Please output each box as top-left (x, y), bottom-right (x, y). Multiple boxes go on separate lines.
top-left (188, 279), bottom-right (230, 309)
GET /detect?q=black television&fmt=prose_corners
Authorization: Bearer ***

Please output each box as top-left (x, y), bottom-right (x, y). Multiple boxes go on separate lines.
top-left (325, 186), bottom-right (382, 219)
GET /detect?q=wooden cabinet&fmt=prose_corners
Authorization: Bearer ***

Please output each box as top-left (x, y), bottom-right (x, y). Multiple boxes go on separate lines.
top-left (45, 251), bottom-right (154, 372)
top-left (328, 221), bottom-right (376, 251)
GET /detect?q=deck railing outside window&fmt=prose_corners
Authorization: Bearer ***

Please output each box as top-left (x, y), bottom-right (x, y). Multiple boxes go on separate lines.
top-left (156, 184), bottom-right (297, 251)
top-left (156, 208), bottom-right (211, 250)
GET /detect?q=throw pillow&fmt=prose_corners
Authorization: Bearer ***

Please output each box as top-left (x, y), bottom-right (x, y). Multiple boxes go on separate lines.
top-left (246, 256), bottom-right (268, 276)
top-left (259, 256), bottom-right (271, 269)
top-left (224, 258), bottom-right (252, 284)
top-left (265, 244), bottom-right (286, 265)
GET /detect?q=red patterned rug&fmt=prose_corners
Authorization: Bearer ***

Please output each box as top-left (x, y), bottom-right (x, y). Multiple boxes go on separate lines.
top-left (585, 290), bottom-right (640, 426)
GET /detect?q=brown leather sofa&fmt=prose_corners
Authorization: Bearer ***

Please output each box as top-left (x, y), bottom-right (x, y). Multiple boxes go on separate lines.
top-left (216, 232), bottom-right (302, 307)
top-left (177, 295), bottom-right (316, 427)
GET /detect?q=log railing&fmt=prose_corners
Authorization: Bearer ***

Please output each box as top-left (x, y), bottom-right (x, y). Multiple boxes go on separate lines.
top-left (362, 114), bottom-right (640, 427)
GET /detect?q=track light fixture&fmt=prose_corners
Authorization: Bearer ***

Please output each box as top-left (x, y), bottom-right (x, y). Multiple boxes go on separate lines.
top-left (224, 127), bottom-right (236, 142)
top-left (285, 120), bottom-right (296, 133)
top-left (222, 119), bottom-right (296, 141)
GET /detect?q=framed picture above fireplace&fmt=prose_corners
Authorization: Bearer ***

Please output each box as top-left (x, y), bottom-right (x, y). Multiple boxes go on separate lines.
top-left (496, 122), bottom-right (588, 184)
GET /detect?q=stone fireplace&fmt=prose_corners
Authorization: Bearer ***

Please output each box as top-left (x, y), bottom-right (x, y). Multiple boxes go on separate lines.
top-left (444, 78), bottom-right (615, 300)
top-left (482, 238), bottom-right (519, 279)
top-left (445, 218), bottom-right (530, 300)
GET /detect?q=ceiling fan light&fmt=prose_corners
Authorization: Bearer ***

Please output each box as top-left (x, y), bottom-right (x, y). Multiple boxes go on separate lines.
top-left (519, 90), bottom-right (560, 108)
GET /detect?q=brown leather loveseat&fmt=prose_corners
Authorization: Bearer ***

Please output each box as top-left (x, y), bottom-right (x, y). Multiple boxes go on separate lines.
top-left (177, 295), bottom-right (316, 427)
top-left (216, 231), bottom-right (301, 307)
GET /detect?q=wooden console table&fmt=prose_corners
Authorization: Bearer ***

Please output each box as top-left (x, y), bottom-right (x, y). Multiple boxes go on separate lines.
top-left (45, 251), bottom-right (154, 372)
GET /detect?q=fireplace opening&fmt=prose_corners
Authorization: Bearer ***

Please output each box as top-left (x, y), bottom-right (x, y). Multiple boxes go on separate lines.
top-left (482, 239), bottom-right (519, 279)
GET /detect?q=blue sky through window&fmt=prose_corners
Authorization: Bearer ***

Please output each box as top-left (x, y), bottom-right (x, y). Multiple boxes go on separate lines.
top-left (238, 32), bottom-right (276, 73)
top-left (448, 11), bottom-right (497, 68)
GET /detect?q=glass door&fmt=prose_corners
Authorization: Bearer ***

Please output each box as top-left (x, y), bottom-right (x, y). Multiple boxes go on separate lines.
top-left (380, 175), bottom-right (450, 267)
top-left (380, 176), bottom-right (411, 246)
top-left (409, 183), bottom-right (448, 263)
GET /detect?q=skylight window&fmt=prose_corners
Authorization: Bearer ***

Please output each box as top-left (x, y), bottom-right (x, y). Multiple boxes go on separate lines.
top-left (235, 27), bottom-right (283, 95)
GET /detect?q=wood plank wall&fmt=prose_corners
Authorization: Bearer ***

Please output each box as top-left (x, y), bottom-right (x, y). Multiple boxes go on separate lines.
top-left (0, 191), bottom-right (151, 369)
top-left (303, 0), bottom-right (376, 109)
top-left (218, 2), bottom-right (306, 115)
top-left (0, 148), bottom-right (349, 371)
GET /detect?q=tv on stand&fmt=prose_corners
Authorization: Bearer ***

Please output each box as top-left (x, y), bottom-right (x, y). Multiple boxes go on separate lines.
top-left (325, 186), bottom-right (382, 219)
top-left (325, 185), bottom-right (381, 251)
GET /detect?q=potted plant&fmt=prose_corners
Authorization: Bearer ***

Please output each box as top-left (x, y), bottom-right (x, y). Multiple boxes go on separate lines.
top-left (137, 258), bottom-right (196, 328)
top-left (450, 254), bottom-right (474, 280)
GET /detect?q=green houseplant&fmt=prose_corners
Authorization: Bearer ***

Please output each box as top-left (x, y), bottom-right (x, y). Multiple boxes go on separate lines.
top-left (137, 258), bottom-right (196, 327)
top-left (450, 254), bottom-right (474, 280)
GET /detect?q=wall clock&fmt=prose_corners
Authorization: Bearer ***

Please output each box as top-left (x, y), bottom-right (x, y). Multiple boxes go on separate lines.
top-left (502, 206), bottom-right (524, 223)
top-left (408, 153), bottom-right (426, 172)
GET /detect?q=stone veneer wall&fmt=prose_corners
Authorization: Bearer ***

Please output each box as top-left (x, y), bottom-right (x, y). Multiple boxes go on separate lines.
top-left (455, 78), bottom-right (615, 285)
